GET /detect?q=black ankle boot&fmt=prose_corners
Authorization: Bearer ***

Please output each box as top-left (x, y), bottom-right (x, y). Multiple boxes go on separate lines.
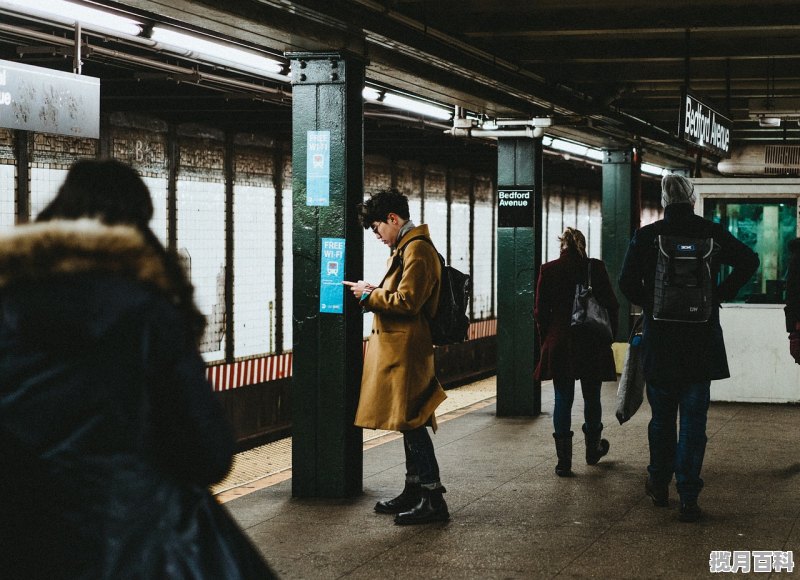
top-left (394, 487), bottom-right (450, 525)
top-left (374, 482), bottom-right (422, 514)
top-left (583, 424), bottom-right (610, 465)
top-left (553, 432), bottom-right (574, 477)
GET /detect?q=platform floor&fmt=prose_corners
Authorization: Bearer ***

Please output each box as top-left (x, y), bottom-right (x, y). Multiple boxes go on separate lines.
top-left (224, 378), bottom-right (800, 579)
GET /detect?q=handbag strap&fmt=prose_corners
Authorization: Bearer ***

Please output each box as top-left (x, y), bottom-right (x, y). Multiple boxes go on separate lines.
top-left (586, 259), bottom-right (592, 289)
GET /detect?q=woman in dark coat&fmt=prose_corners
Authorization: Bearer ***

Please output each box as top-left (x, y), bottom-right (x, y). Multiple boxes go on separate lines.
top-left (534, 227), bottom-right (619, 477)
top-left (0, 160), bottom-right (274, 579)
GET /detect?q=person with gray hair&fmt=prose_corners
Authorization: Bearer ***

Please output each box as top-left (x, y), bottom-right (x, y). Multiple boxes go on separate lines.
top-left (619, 173), bottom-right (758, 523)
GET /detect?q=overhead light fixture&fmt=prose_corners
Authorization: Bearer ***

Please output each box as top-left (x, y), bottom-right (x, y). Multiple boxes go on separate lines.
top-left (3, 0), bottom-right (143, 35)
top-left (380, 92), bottom-right (452, 121)
top-left (758, 117), bottom-right (782, 128)
top-left (641, 163), bottom-right (668, 176)
top-left (149, 27), bottom-right (285, 75)
top-left (362, 87), bottom-right (383, 101)
top-left (550, 138), bottom-right (589, 157)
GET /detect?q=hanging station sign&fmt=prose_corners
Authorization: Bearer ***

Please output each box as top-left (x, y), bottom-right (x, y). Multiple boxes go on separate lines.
top-left (678, 90), bottom-right (732, 158)
top-left (0, 59), bottom-right (99, 138)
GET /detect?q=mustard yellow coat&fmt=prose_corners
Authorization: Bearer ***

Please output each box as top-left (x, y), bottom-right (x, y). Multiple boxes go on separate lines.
top-left (354, 224), bottom-right (447, 432)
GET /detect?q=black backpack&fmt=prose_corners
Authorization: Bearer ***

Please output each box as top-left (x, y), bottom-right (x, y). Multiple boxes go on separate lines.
top-left (653, 234), bottom-right (715, 323)
top-left (400, 236), bottom-right (471, 346)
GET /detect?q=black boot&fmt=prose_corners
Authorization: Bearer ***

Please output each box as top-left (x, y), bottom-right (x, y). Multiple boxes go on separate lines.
top-left (553, 432), bottom-right (574, 477)
top-left (583, 424), bottom-right (610, 465)
top-left (394, 487), bottom-right (450, 525)
top-left (374, 481), bottom-right (422, 514)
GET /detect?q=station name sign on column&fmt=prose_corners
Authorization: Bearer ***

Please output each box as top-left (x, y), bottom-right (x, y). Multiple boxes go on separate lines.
top-left (678, 91), bottom-right (731, 158)
top-left (0, 59), bottom-right (99, 139)
top-left (498, 188), bottom-right (534, 227)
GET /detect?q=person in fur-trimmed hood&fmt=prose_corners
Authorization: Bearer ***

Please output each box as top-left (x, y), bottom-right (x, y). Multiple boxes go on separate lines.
top-left (0, 160), bottom-right (274, 579)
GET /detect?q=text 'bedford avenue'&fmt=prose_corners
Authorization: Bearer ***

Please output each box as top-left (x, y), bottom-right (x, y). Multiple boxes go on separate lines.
top-left (498, 191), bottom-right (531, 207)
top-left (684, 97), bottom-right (730, 154)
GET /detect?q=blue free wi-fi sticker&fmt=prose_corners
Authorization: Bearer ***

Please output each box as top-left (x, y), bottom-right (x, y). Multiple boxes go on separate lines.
top-left (306, 130), bottom-right (330, 206)
top-left (319, 237), bottom-right (345, 314)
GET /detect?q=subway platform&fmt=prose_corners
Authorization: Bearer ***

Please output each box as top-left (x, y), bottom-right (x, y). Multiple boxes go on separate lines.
top-left (220, 378), bottom-right (800, 579)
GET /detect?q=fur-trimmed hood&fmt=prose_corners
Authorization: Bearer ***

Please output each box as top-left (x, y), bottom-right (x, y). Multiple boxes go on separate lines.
top-left (0, 219), bottom-right (172, 292)
top-left (0, 219), bottom-right (177, 347)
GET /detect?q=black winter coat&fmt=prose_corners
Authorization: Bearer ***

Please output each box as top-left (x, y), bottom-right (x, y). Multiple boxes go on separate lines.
top-left (619, 203), bottom-right (759, 383)
top-left (0, 220), bottom-right (272, 579)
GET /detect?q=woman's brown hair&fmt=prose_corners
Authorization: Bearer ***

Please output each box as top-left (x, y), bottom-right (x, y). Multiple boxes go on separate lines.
top-left (559, 227), bottom-right (587, 258)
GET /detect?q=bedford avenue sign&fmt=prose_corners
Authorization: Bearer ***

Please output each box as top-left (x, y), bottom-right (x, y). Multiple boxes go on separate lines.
top-left (0, 59), bottom-right (99, 139)
top-left (679, 91), bottom-right (731, 158)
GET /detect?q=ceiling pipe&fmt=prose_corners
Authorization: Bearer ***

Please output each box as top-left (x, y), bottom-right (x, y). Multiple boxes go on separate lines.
top-left (445, 126), bottom-right (543, 139)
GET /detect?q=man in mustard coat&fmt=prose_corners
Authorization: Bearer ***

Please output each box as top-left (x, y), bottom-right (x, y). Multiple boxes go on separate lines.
top-left (344, 188), bottom-right (449, 525)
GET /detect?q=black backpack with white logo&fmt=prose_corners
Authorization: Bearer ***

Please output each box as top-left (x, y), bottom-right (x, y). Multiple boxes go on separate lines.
top-left (401, 236), bottom-right (471, 345)
top-left (653, 234), bottom-right (715, 323)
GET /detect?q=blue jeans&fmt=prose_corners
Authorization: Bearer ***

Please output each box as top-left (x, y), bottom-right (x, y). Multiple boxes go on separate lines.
top-left (646, 380), bottom-right (711, 502)
top-left (552, 378), bottom-right (603, 436)
top-left (402, 426), bottom-right (442, 489)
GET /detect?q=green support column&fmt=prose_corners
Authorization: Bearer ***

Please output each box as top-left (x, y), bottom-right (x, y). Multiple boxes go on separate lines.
top-left (288, 52), bottom-right (365, 498)
top-left (602, 148), bottom-right (637, 340)
top-left (496, 138), bottom-right (542, 417)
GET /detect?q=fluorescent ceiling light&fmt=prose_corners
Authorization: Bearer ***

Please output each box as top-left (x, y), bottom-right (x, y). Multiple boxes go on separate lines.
top-left (3, 0), bottom-right (143, 35)
top-left (641, 163), bottom-right (667, 176)
top-left (381, 92), bottom-right (452, 121)
top-left (584, 148), bottom-right (604, 161)
top-left (758, 117), bottom-right (781, 128)
top-left (150, 27), bottom-right (284, 75)
top-left (550, 138), bottom-right (588, 157)
top-left (362, 87), bottom-right (382, 101)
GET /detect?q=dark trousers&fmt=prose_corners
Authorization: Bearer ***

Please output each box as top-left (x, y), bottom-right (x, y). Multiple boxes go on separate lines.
top-left (402, 426), bottom-right (441, 488)
top-left (646, 380), bottom-right (711, 502)
top-left (552, 378), bottom-right (603, 436)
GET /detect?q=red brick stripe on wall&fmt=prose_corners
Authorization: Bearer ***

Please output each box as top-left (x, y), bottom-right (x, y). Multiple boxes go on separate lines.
top-left (206, 321), bottom-right (492, 391)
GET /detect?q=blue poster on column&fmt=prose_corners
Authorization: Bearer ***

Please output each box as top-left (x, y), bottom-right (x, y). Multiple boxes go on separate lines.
top-left (306, 130), bottom-right (330, 206)
top-left (320, 237), bottom-right (345, 314)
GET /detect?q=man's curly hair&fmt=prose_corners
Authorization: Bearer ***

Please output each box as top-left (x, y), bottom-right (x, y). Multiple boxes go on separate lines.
top-left (358, 188), bottom-right (410, 229)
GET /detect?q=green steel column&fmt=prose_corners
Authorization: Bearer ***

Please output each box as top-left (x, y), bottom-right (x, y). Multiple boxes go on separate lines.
top-left (496, 138), bottom-right (542, 417)
top-left (602, 148), bottom-right (636, 340)
top-left (288, 52), bottom-right (365, 498)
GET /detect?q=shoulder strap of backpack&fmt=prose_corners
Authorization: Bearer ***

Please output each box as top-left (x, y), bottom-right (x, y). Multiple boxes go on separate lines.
top-left (398, 235), bottom-right (444, 266)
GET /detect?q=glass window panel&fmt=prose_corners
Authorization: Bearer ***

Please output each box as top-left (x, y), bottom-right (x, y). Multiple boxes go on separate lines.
top-left (704, 198), bottom-right (797, 303)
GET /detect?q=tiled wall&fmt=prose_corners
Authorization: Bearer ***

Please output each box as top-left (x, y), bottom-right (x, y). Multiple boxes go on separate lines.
top-left (233, 146), bottom-right (277, 358)
top-left (473, 176), bottom-right (495, 320)
top-left (0, 116), bottom-right (663, 374)
top-left (0, 164), bottom-right (15, 231)
top-left (543, 184), bottom-right (604, 263)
